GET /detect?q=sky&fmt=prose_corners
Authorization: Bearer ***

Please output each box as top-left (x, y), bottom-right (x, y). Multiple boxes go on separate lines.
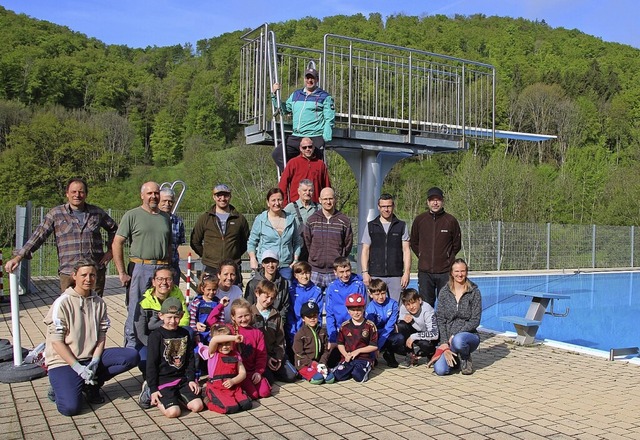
top-left (1, 0), bottom-right (639, 49)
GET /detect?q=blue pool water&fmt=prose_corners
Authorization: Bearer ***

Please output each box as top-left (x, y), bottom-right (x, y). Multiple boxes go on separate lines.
top-left (413, 271), bottom-right (640, 352)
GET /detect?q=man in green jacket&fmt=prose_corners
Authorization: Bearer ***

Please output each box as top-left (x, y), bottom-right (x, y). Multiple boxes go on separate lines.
top-left (190, 184), bottom-right (250, 283)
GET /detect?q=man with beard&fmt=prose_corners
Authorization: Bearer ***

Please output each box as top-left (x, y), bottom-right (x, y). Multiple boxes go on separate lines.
top-left (113, 181), bottom-right (172, 349)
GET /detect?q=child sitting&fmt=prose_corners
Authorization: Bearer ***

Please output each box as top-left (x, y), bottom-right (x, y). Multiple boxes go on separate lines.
top-left (145, 297), bottom-right (204, 418)
top-left (397, 288), bottom-right (439, 368)
top-left (229, 298), bottom-right (271, 399)
top-left (325, 257), bottom-right (367, 364)
top-left (197, 324), bottom-right (252, 414)
top-left (285, 261), bottom-right (324, 360)
top-left (292, 301), bottom-right (335, 385)
top-left (334, 294), bottom-right (378, 382)
top-left (365, 278), bottom-right (403, 368)
top-left (251, 280), bottom-right (298, 383)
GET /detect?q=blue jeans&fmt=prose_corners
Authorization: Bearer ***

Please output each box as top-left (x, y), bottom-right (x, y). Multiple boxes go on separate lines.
top-left (48, 347), bottom-right (139, 416)
top-left (278, 266), bottom-right (293, 281)
top-left (434, 332), bottom-right (480, 376)
top-left (417, 271), bottom-right (449, 308)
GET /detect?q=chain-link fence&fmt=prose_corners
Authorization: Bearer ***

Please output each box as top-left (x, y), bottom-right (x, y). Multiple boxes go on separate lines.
top-left (11, 207), bottom-right (640, 276)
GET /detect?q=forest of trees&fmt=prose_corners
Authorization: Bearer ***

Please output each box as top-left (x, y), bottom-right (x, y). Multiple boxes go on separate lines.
top-left (1, 7), bottom-right (640, 248)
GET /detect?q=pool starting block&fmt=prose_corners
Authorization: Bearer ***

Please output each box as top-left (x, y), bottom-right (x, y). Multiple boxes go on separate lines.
top-left (500, 291), bottom-right (570, 346)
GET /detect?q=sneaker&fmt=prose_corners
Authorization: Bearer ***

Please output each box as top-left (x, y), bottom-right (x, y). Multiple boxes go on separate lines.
top-left (461, 356), bottom-right (474, 375)
top-left (398, 354), bottom-right (413, 369)
top-left (139, 381), bottom-right (152, 409)
top-left (383, 351), bottom-right (399, 368)
top-left (84, 385), bottom-right (105, 404)
top-left (47, 386), bottom-right (56, 402)
top-left (324, 373), bottom-right (335, 384)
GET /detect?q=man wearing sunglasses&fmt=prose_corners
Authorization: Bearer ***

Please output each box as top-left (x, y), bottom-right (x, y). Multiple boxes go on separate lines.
top-left (278, 137), bottom-right (331, 205)
top-left (271, 67), bottom-right (335, 173)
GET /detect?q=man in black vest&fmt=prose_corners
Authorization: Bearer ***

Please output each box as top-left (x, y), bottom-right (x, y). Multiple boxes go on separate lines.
top-left (360, 194), bottom-right (411, 302)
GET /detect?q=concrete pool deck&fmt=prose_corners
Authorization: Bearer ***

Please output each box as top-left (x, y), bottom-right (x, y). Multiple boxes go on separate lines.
top-left (1, 276), bottom-right (639, 439)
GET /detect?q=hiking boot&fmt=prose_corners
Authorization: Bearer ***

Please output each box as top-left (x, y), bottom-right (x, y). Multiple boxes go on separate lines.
top-left (461, 356), bottom-right (474, 375)
top-left (139, 380), bottom-right (152, 409)
top-left (47, 386), bottom-right (56, 402)
top-left (383, 350), bottom-right (399, 368)
top-left (84, 385), bottom-right (105, 404)
top-left (399, 354), bottom-right (413, 369)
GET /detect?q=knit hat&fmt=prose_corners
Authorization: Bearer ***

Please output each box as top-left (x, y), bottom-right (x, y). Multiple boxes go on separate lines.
top-left (160, 297), bottom-right (183, 314)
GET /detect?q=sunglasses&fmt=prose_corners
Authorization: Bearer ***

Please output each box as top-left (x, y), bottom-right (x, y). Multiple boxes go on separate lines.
top-left (300, 145), bottom-right (314, 150)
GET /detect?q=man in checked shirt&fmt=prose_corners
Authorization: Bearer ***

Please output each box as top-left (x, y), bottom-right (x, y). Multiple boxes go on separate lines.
top-left (4, 177), bottom-right (118, 297)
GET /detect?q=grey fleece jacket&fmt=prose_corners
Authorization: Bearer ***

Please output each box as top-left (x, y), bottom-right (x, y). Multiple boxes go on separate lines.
top-left (436, 281), bottom-right (482, 344)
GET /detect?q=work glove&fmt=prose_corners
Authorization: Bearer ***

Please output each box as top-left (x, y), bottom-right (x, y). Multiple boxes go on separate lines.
top-left (72, 361), bottom-right (95, 384)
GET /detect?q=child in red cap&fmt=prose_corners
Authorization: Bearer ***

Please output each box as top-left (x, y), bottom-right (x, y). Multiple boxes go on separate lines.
top-left (333, 293), bottom-right (378, 382)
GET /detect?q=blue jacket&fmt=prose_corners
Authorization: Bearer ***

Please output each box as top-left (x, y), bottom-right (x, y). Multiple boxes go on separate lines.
top-left (285, 279), bottom-right (325, 344)
top-left (325, 274), bottom-right (367, 343)
top-left (247, 210), bottom-right (301, 266)
top-left (274, 87), bottom-right (335, 141)
top-left (366, 297), bottom-right (399, 348)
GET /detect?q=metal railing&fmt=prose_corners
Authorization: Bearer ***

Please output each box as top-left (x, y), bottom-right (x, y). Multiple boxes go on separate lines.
top-left (14, 207), bottom-right (640, 276)
top-left (239, 24), bottom-right (495, 143)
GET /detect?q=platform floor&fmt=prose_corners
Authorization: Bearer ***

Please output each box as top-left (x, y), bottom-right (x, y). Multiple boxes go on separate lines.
top-left (1, 276), bottom-right (639, 439)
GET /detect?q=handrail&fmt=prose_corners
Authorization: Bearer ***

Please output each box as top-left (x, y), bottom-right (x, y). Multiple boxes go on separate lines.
top-left (267, 29), bottom-right (287, 176)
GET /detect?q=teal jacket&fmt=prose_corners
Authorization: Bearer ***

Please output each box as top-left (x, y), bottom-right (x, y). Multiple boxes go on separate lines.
top-left (247, 210), bottom-right (301, 267)
top-left (273, 87), bottom-right (335, 141)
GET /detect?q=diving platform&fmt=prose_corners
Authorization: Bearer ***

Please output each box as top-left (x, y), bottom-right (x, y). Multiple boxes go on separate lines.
top-left (239, 24), bottom-right (556, 267)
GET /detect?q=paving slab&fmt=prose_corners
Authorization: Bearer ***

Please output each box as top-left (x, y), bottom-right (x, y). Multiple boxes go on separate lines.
top-left (1, 276), bottom-right (639, 439)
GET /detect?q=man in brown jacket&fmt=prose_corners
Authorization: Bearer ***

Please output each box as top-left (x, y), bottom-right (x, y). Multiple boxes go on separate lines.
top-left (410, 187), bottom-right (461, 308)
top-left (190, 184), bottom-right (250, 283)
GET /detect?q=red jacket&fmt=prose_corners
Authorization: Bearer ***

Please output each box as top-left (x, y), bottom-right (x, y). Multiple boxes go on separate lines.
top-left (278, 155), bottom-right (331, 205)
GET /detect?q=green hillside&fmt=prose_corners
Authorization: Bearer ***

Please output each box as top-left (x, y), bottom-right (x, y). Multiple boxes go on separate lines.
top-left (1, 7), bottom-right (640, 248)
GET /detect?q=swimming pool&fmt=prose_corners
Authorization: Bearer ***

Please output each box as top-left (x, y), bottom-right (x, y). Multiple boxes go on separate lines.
top-left (465, 271), bottom-right (639, 352)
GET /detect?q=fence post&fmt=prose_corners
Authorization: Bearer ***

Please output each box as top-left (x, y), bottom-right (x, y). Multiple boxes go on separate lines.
top-left (631, 226), bottom-right (635, 268)
top-left (592, 224), bottom-right (596, 268)
top-left (496, 220), bottom-right (502, 271)
top-left (546, 223), bottom-right (551, 270)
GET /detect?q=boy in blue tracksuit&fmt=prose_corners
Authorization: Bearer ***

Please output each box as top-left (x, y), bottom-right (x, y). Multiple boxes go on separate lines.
top-left (325, 257), bottom-right (366, 366)
top-left (365, 278), bottom-right (403, 368)
top-left (286, 261), bottom-right (325, 352)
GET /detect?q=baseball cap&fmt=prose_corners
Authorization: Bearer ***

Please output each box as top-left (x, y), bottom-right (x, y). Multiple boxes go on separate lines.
top-left (261, 249), bottom-right (280, 263)
top-left (160, 297), bottom-right (183, 314)
top-left (300, 301), bottom-right (320, 317)
top-left (427, 187), bottom-right (444, 200)
top-left (345, 293), bottom-right (365, 307)
top-left (213, 184), bottom-right (231, 195)
top-left (304, 68), bottom-right (318, 79)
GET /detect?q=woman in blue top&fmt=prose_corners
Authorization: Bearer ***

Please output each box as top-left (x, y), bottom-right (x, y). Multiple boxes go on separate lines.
top-left (248, 188), bottom-right (301, 280)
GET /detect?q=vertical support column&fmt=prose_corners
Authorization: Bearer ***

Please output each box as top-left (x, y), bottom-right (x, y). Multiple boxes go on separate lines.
top-left (592, 224), bottom-right (596, 268)
top-left (546, 222), bottom-right (551, 270)
top-left (14, 203), bottom-right (32, 295)
top-left (496, 220), bottom-right (502, 271)
top-left (631, 226), bottom-right (635, 268)
top-left (336, 146), bottom-right (410, 272)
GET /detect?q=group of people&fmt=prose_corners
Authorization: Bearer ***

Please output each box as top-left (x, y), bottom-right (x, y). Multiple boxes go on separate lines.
top-left (3, 68), bottom-right (481, 418)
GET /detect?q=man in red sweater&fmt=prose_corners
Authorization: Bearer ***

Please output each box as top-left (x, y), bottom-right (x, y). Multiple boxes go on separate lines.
top-left (278, 137), bottom-right (331, 205)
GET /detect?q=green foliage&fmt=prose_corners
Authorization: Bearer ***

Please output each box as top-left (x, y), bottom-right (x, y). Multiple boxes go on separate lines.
top-left (1, 6), bottom-right (640, 231)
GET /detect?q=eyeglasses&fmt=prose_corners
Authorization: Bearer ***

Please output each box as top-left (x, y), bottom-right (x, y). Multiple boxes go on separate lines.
top-left (214, 193), bottom-right (231, 198)
top-left (300, 145), bottom-right (314, 150)
top-left (154, 277), bottom-right (172, 283)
